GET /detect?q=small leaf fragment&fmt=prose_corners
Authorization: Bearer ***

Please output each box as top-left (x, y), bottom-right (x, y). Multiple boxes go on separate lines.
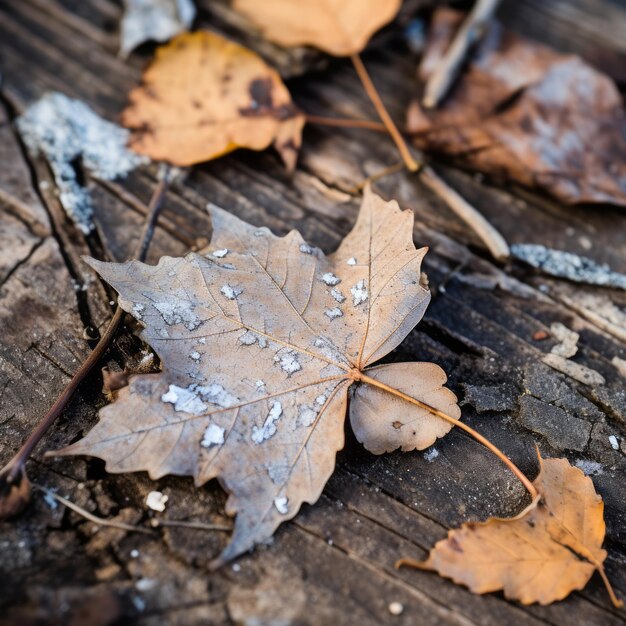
top-left (122, 31), bottom-right (305, 169)
top-left (351, 362), bottom-right (460, 454)
top-left (233, 0), bottom-right (402, 56)
top-left (398, 454), bottom-right (623, 607)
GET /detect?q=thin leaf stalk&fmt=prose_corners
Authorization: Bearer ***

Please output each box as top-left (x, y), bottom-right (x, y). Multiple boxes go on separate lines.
top-left (350, 53), bottom-right (420, 172)
top-left (356, 372), bottom-right (538, 500)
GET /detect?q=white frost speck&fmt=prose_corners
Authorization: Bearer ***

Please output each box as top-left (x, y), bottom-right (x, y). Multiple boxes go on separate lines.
top-left (133, 303), bottom-right (145, 319)
top-left (315, 395), bottom-right (326, 406)
top-left (212, 249), bottom-right (228, 258)
top-left (297, 405), bottom-right (317, 427)
top-left (274, 496), bottom-right (289, 515)
top-left (299, 243), bottom-right (313, 254)
top-left (130, 549), bottom-right (139, 558)
top-left (189, 351), bottom-right (201, 361)
top-left (347, 257), bottom-right (357, 265)
top-left (351, 280), bottom-right (368, 306)
top-left (609, 435), bottom-right (619, 450)
top-left (221, 284), bottom-right (242, 300)
top-left (198, 337), bottom-right (207, 344)
top-left (232, 563), bottom-right (241, 572)
top-left (252, 402), bottom-right (283, 443)
top-left (256, 379), bottom-right (266, 389)
top-left (575, 459), bottom-right (604, 476)
top-left (239, 331), bottom-right (258, 346)
top-left (388, 602), bottom-right (404, 616)
top-left (274, 350), bottom-right (301, 376)
top-left (424, 448), bottom-right (439, 462)
top-left (161, 383), bottom-right (238, 415)
top-left (330, 288), bottom-right (345, 303)
top-left (322, 272), bottom-right (341, 286)
top-left (43, 490), bottom-right (58, 510)
top-left (153, 299), bottom-right (200, 330)
top-left (146, 491), bottom-right (168, 512)
top-left (201, 423), bottom-right (225, 448)
top-left (16, 93), bottom-right (146, 233)
top-left (325, 307), bottom-right (343, 320)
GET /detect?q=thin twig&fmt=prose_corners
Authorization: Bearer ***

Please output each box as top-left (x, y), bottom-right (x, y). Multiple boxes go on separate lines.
top-left (350, 53), bottom-right (420, 172)
top-left (305, 114), bottom-right (387, 132)
top-left (419, 165), bottom-right (510, 261)
top-left (422, 0), bottom-right (501, 108)
top-left (357, 372), bottom-right (538, 500)
top-left (32, 484), bottom-right (154, 535)
top-left (349, 161), bottom-right (405, 194)
top-left (0, 172), bottom-right (170, 500)
top-left (150, 518), bottom-right (232, 532)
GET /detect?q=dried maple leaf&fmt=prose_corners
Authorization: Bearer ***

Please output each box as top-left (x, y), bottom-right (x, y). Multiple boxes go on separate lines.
top-left (398, 453), bottom-right (623, 607)
top-left (53, 187), bottom-right (460, 564)
top-left (121, 31), bottom-right (305, 170)
top-left (408, 9), bottom-right (626, 206)
top-left (233, 0), bottom-right (402, 56)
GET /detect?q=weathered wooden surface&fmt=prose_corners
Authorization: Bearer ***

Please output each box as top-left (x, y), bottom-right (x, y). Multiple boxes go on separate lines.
top-left (0, 1), bottom-right (625, 624)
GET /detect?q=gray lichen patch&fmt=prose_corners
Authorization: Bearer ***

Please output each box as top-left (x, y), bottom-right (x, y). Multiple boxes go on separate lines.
top-left (517, 395), bottom-right (591, 451)
top-left (120, 0), bottom-right (196, 58)
top-left (512, 244), bottom-right (626, 290)
top-left (16, 92), bottom-right (147, 233)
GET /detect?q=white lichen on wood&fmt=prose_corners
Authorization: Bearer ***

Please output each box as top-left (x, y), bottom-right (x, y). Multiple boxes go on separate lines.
top-left (16, 92), bottom-right (146, 233)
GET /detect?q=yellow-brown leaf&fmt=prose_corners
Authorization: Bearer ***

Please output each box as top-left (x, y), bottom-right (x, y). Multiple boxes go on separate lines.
top-left (398, 454), bottom-right (622, 607)
top-left (233, 0), bottom-right (401, 56)
top-left (121, 31), bottom-right (305, 169)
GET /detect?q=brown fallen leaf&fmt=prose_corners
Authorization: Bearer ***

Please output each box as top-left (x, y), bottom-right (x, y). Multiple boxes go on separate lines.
top-left (407, 8), bottom-right (626, 207)
top-left (52, 187), bottom-right (460, 565)
top-left (121, 31), bottom-right (305, 170)
top-left (233, 0), bottom-right (402, 57)
top-left (397, 453), bottom-right (623, 608)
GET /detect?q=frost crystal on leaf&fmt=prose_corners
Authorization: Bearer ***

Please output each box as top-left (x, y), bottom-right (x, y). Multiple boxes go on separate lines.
top-left (330, 288), bottom-right (345, 303)
top-left (273, 496), bottom-right (289, 515)
top-left (322, 273), bottom-right (341, 286)
top-left (274, 350), bottom-right (301, 375)
top-left (299, 243), bottom-right (313, 254)
top-left (212, 248), bottom-right (229, 258)
top-left (347, 257), bottom-right (357, 265)
top-left (201, 423), bottom-right (225, 448)
top-left (189, 351), bottom-right (201, 361)
top-left (153, 300), bottom-right (200, 330)
top-left (220, 284), bottom-right (243, 300)
top-left (325, 307), bottom-right (343, 320)
top-left (351, 280), bottom-right (368, 306)
top-left (161, 383), bottom-right (238, 415)
top-left (252, 402), bottom-right (283, 443)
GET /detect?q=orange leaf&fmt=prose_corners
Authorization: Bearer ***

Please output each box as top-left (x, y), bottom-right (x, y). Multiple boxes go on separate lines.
top-left (233, 0), bottom-right (402, 56)
top-left (121, 31), bottom-right (305, 170)
top-left (398, 453), bottom-right (622, 607)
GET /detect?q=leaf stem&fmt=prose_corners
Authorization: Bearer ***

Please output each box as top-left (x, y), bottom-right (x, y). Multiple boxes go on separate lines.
top-left (32, 484), bottom-right (154, 535)
top-left (357, 372), bottom-right (538, 500)
top-left (0, 173), bottom-right (169, 501)
top-left (305, 114), bottom-right (387, 132)
top-left (350, 53), bottom-right (420, 172)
